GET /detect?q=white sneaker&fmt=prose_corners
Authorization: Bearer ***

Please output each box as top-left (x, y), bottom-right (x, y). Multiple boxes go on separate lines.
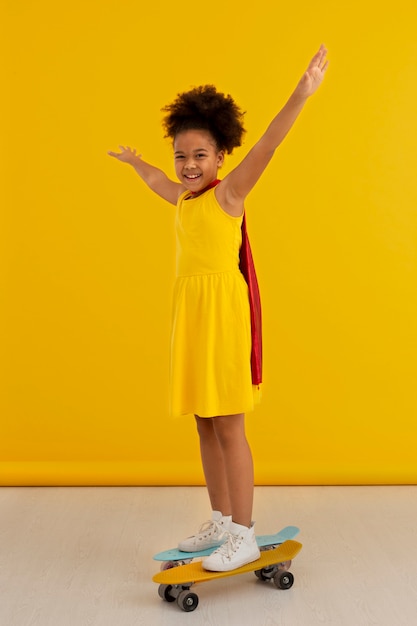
top-left (178, 511), bottom-right (232, 552)
top-left (202, 521), bottom-right (260, 571)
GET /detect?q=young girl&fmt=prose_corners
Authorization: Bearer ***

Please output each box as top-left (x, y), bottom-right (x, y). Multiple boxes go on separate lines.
top-left (109, 45), bottom-right (328, 572)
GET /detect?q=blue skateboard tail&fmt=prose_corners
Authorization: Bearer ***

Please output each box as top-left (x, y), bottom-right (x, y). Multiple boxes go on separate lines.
top-left (153, 525), bottom-right (300, 562)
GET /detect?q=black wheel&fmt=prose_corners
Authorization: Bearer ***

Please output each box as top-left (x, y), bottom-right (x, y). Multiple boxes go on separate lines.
top-left (274, 570), bottom-right (294, 590)
top-left (177, 590), bottom-right (199, 612)
top-left (158, 584), bottom-right (176, 602)
top-left (255, 565), bottom-right (277, 581)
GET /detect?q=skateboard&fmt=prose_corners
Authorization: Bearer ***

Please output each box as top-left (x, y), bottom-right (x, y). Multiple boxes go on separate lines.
top-left (153, 525), bottom-right (300, 566)
top-left (153, 539), bottom-right (302, 612)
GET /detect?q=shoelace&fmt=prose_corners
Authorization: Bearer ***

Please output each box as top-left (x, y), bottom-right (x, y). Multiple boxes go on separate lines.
top-left (213, 531), bottom-right (242, 560)
top-left (196, 519), bottom-right (224, 539)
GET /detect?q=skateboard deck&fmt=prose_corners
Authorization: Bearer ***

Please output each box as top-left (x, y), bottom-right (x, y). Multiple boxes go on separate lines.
top-left (153, 539), bottom-right (302, 612)
top-left (153, 525), bottom-right (299, 562)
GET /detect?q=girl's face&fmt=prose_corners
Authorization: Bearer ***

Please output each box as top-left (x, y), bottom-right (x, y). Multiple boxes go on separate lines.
top-left (173, 129), bottom-right (224, 192)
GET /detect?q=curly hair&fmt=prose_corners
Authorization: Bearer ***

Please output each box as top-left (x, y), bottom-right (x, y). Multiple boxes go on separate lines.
top-left (161, 85), bottom-right (246, 154)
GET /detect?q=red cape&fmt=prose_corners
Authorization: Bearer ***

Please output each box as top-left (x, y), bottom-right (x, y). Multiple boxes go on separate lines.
top-left (239, 212), bottom-right (262, 385)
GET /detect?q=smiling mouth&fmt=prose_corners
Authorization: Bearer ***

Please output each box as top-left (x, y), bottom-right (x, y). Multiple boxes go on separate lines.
top-left (184, 173), bottom-right (202, 180)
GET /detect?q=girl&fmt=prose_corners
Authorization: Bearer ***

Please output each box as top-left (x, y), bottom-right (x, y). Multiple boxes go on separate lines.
top-left (109, 45), bottom-right (328, 572)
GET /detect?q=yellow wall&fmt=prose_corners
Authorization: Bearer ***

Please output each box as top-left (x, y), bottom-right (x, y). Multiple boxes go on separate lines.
top-left (1, 1), bottom-right (416, 485)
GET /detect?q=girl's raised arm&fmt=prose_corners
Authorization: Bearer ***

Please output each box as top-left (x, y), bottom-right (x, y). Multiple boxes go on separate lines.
top-left (108, 146), bottom-right (185, 206)
top-left (219, 45), bottom-right (329, 209)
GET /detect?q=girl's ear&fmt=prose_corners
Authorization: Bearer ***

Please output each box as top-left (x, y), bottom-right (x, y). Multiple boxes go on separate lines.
top-left (217, 151), bottom-right (225, 168)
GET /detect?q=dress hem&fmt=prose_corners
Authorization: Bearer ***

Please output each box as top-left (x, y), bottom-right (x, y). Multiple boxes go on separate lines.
top-left (170, 385), bottom-right (262, 419)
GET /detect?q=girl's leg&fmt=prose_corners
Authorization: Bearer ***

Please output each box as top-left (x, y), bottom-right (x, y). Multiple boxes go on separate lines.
top-left (177, 416), bottom-right (232, 552)
top-left (195, 415), bottom-right (232, 516)
top-left (196, 413), bottom-right (254, 525)
top-left (201, 413), bottom-right (259, 571)
top-left (211, 413), bottom-right (254, 528)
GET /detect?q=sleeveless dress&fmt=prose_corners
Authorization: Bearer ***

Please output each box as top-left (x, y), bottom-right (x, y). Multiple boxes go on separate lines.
top-left (170, 186), bottom-right (261, 417)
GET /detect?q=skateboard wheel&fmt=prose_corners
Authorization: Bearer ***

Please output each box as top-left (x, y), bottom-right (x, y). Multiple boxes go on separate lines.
top-left (274, 570), bottom-right (294, 590)
top-left (177, 590), bottom-right (199, 612)
top-left (255, 565), bottom-right (277, 581)
top-left (160, 558), bottom-right (192, 571)
top-left (158, 584), bottom-right (176, 602)
top-left (260, 544), bottom-right (278, 551)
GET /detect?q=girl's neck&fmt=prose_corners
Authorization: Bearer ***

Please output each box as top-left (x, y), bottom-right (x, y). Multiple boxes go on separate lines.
top-left (190, 179), bottom-right (220, 197)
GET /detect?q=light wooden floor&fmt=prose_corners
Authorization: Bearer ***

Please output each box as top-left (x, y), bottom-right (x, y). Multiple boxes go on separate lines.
top-left (1, 485), bottom-right (416, 625)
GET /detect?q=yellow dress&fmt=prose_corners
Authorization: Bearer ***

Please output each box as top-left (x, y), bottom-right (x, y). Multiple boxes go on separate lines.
top-left (170, 187), bottom-right (261, 417)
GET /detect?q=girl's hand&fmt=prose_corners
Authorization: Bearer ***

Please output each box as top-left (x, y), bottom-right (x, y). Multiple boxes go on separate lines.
top-left (108, 145), bottom-right (142, 165)
top-left (296, 44), bottom-right (329, 99)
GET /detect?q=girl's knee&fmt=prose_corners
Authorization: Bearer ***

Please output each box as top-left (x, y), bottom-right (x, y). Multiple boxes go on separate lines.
top-left (213, 414), bottom-right (246, 447)
top-left (195, 415), bottom-right (215, 437)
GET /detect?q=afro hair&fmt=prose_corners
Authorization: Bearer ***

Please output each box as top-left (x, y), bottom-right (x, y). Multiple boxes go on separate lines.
top-left (161, 85), bottom-right (245, 154)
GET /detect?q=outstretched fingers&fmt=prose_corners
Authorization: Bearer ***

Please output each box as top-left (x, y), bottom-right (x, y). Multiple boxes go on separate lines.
top-left (309, 44), bottom-right (329, 74)
top-left (107, 145), bottom-right (142, 161)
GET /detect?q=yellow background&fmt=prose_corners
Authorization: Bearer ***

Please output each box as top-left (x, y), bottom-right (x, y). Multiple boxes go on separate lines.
top-left (1, 1), bottom-right (416, 485)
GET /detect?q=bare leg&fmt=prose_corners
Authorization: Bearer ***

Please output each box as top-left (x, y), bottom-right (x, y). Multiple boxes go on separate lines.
top-left (212, 413), bottom-right (254, 528)
top-left (195, 413), bottom-right (254, 528)
top-left (195, 415), bottom-right (232, 516)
